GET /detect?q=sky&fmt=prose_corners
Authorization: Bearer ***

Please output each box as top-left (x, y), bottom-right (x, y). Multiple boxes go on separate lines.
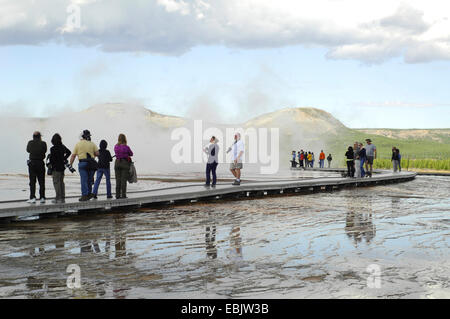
top-left (1, 0), bottom-right (450, 128)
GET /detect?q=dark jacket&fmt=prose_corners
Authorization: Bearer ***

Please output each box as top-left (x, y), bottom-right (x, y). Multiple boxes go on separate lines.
top-left (392, 150), bottom-right (400, 161)
top-left (27, 138), bottom-right (47, 161)
top-left (345, 150), bottom-right (354, 161)
top-left (359, 148), bottom-right (366, 159)
top-left (327, 155), bottom-right (332, 161)
top-left (50, 144), bottom-right (71, 172)
top-left (98, 140), bottom-right (113, 169)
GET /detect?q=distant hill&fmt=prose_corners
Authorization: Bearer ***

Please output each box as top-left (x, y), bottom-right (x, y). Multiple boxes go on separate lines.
top-left (2, 103), bottom-right (449, 173)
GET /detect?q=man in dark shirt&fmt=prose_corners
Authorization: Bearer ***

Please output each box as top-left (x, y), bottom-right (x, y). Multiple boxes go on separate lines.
top-left (26, 131), bottom-right (47, 203)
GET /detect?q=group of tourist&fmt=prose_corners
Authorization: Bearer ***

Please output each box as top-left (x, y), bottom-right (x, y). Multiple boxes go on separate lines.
top-left (26, 130), bottom-right (134, 204)
top-left (344, 139), bottom-right (377, 178)
top-left (291, 150), bottom-right (332, 169)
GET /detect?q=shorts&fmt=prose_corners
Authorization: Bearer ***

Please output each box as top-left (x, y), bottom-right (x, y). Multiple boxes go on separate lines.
top-left (230, 162), bottom-right (243, 170)
top-left (366, 156), bottom-right (374, 165)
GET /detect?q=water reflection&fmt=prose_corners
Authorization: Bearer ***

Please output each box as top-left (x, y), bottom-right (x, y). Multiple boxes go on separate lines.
top-left (345, 198), bottom-right (376, 246)
top-left (205, 225), bottom-right (217, 259)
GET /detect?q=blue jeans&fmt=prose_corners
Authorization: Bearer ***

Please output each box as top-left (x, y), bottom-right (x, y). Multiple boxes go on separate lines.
top-left (93, 168), bottom-right (112, 197)
top-left (360, 157), bottom-right (366, 177)
top-left (78, 162), bottom-right (95, 196)
top-left (206, 162), bottom-right (218, 185)
top-left (319, 159), bottom-right (324, 168)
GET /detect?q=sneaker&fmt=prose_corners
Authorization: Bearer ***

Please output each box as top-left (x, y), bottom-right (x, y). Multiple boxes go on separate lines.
top-left (211, 184), bottom-right (216, 188)
top-left (92, 194), bottom-right (98, 200)
top-left (40, 198), bottom-right (46, 204)
top-left (204, 183), bottom-right (211, 187)
top-left (79, 195), bottom-right (89, 202)
top-left (232, 180), bottom-right (241, 186)
top-left (87, 193), bottom-right (94, 200)
top-left (26, 198), bottom-right (36, 204)
top-left (107, 195), bottom-right (113, 199)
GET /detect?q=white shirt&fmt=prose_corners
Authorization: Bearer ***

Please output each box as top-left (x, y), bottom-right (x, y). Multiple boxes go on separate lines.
top-left (231, 139), bottom-right (244, 162)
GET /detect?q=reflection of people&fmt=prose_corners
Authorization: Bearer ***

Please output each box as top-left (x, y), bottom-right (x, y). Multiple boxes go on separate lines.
top-left (205, 225), bottom-right (217, 259)
top-left (227, 225), bottom-right (243, 269)
top-left (345, 199), bottom-right (376, 246)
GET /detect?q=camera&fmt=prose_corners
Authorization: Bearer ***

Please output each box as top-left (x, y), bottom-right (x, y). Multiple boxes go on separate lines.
top-left (46, 155), bottom-right (53, 176)
top-left (64, 161), bottom-right (76, 173)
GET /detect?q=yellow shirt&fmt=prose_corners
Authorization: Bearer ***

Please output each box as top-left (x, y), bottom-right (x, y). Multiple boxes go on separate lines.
top-left (307, 154), bottom-right (312, 161)
top-left (73, 140), bottom-right (98, 160)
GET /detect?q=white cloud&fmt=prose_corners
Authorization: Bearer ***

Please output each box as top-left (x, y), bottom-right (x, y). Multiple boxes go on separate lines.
top-left (1, 0), bottom-right (450, 63)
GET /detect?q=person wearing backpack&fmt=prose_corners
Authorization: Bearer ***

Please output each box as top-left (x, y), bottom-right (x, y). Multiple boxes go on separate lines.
top-left (69, 130), bottom-right (99, 201)
top-left (92, 140), bottom-right (113, 199)
top-left (327, 154), bottom-right (332, 168)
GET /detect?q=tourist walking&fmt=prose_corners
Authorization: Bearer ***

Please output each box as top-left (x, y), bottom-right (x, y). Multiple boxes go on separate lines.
top-left (327, 154), bottom-right (332, 168)
top-left (204, 136), bottom-right (219, 187)
top-left (114, 134), bottom-right (134, 199)
top-left (365, 139), bottom-right (376, 177)
top-left (319, 150), bottom-right (325, 168)
top-left (392, 147), bottom-right (400, 173)
top-left (345, 146), bottom-right (355, 178)
top-left (69, 130), bottom-right (99, 201)
top-left (92, 140), bottom-right (113, 199)
top-left (26, 131), bottom-right (47, 204)
top-left (228, 132), bottom-right (244, 186)
top-left (49, 133), bottom-right (71, 203)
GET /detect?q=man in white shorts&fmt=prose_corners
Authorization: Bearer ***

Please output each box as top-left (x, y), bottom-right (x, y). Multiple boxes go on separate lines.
top-left (228, 132), bottom-right (244, 185)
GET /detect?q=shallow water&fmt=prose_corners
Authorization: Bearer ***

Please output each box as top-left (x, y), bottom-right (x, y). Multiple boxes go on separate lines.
top-left (0, 175), bottom-right (449, 298)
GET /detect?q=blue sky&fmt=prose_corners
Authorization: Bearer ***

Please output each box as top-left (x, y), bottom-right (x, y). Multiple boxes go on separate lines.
top-left (1, 0), bottom-right (450, 128)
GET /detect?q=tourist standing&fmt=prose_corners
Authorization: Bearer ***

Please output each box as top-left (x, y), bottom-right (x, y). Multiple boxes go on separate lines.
top-left (49, 133), bottom-right (71, 203)
top-left (392, 147), bottom-right (400, 173)
top-left (114, 134), bottom-right (134, 199)
top-left (327, 154), bottom-right (332, 168)
top-left (345, 146), bottom-right (355, 178)
top-left (92, 140), bottom-right (113, 199)
top-left (365, 139), bottom-right (377, 177)
top-left (397, 148), bottom-right (402, 172)
top-left (291, 151), bottom-right (297, 167)
top-left (319, 150), bottom-right (325, 168)
top-left (69, 130), bottom-right (99, 201)
top-left (307, 152), bottom-right (312, 167)
top-left (359, 142), bottom-right (366, 178)
top-left (26, 131), bottom-right (47, 204)
top-left (354, 142), bottom-right (361, 178)
top-left (311, 152), bottom-right (315, 167)
top-left (299, 150), bottom-right (305, 168)
top-left (204, 136), bottom-right (219, 187)
top-left (229, 132), bottom-right (244, 186)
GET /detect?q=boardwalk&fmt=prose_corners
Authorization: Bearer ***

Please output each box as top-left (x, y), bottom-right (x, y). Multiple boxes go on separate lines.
top-left (0, 170), bottom-right (416, 221)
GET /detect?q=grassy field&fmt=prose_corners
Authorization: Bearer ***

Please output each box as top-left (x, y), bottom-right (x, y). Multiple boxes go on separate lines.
top-left (325, 128), bottom-right (450, 170)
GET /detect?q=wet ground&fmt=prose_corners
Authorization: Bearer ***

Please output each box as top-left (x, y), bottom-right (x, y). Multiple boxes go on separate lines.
top-left (0, 175), bottom-right (448, 298)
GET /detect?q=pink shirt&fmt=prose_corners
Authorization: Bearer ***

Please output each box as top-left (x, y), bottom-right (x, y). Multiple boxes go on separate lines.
top-left (114, 144), bottom-right (133, 160)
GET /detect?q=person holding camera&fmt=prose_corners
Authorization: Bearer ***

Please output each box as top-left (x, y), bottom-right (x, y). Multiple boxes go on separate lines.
top-left (69, 130), bottom-right (99, 201)
top-left (26, 131), bottom-right (47, 204)
top-left (49, 133), bottom-right (71, 203)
